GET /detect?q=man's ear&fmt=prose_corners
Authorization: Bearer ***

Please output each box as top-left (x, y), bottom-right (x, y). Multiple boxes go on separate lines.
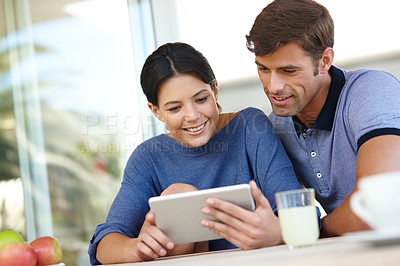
top-left (320, 47), bottom-right (334, 74)
top-left (148, 102), bottom-right (164, 122)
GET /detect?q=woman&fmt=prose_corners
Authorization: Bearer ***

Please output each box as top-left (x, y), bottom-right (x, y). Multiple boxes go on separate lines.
top-left (88, 42), bottom-right (302, 265)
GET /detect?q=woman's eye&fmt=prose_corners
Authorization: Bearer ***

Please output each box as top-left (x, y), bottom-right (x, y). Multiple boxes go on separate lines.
top-left (197, 97), bottom-right (208, 103)
top-left (168, 106), bottom-right (180, 112)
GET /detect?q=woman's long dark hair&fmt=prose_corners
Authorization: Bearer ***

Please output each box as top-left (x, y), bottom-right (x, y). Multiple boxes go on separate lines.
top-left (140, 42), bottom-right (217, 106)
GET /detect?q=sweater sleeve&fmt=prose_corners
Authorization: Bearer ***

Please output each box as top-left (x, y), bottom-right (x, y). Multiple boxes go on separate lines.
top-left (88, 146), bottom-right (158, 265)
top-left (244, 108), bottom-right (302, 213)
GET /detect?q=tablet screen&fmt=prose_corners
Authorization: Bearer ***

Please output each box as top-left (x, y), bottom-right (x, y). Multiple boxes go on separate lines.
top-left (148, 184), bottom-right (255, 244)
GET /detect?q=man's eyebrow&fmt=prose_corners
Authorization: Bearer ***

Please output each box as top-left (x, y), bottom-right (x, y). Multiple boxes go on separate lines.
top-left (255, 60), bottom-right (265, 67)
top-left (278, 65), bottom-right (300, 70)
top-left (255, 61), bottom-right (300, 70)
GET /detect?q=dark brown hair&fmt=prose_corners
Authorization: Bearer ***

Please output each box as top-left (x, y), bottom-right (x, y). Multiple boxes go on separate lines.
top-left (140, 42), bottom-right (217, 107)
top-left (246, 0), bottom-right (334, 64)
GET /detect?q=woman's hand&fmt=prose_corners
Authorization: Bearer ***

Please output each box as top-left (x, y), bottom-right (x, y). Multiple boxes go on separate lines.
top-left (96, 211), bottom-right (175, 264)
top-left (133, 211), bottom-right (175, 261)
top-left (135, 210), bottom-right (207, 259)
top-left (201, 180), bottom-right (283, 249)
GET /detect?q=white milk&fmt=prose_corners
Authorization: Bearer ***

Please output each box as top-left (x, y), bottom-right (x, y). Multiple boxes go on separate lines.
top-left (278, 205), bottom-right (319, 248)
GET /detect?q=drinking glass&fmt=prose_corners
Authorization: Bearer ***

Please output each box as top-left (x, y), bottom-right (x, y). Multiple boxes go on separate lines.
top-left (275, 188), bottom-right (319, 249)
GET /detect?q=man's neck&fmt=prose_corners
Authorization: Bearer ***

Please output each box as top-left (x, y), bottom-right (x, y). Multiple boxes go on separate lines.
top-left (296, 72), bottom-right (332, 128)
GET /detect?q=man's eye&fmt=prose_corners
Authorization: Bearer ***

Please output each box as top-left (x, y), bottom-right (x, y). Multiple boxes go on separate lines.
top-left (258, 66), bottom-right (267, 71)
top-left (284, 69), bottom-right (297, 74)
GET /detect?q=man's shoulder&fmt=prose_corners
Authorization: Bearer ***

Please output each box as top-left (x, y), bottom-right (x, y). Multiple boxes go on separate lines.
top-left (337, 69), bottom-right (399, 114)
top-left (341, 69), bottom-right (400, 105)
top-left (335, 68), bottom-right (400, 145)
top-left (344, 68), bottom-right (399, 87)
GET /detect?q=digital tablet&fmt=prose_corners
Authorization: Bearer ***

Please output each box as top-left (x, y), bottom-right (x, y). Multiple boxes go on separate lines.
top-left (148, 184), bottom-right (255, 244)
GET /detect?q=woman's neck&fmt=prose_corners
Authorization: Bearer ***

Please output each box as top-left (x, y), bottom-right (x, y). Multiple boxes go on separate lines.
top-left (214, 112), bottom-right (239, 134)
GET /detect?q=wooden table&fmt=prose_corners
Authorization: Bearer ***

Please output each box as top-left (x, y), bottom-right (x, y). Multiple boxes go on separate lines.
top-left (104, 236), bottom-right (400, 266)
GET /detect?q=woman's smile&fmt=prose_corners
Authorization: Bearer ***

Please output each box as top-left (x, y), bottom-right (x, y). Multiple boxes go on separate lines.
top-left (184, 121), bottom-right (207, 134)
top-left (148, 74), bottom-right (219, 147)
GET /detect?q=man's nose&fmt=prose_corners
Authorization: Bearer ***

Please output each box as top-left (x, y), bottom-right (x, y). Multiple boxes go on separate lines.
top-left (265, 72), bottom-right (285, 94)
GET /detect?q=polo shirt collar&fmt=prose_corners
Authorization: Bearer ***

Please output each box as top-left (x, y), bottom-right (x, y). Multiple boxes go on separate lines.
top-left (293, 65), bottom-right (345, 137)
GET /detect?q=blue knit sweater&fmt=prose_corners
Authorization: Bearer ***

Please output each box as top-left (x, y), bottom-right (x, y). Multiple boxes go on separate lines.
top-left (88, 107), bottom-right (301, 265)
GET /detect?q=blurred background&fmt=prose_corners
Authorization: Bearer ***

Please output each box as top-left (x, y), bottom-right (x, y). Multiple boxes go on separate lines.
top-left (0, 0), bottom-right (399, 264)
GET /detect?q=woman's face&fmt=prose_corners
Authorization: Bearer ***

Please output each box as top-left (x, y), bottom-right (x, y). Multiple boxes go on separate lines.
top-left (148, 73), bottom-right (219, 147)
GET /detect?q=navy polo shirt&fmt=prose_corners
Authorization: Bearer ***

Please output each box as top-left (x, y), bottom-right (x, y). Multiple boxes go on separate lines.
top-left (269, 66), bottom-right (400, 213)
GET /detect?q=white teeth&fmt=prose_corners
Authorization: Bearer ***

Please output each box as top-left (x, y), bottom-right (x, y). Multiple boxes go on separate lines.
top-left (275, 97), bottom-right (289, 101)
top-left (186, 123), bottom-right (205, 132)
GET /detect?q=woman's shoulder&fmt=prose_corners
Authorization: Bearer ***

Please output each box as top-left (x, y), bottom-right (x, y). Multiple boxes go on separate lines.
top-left (238, 107), bottom-right (267, 117)
top-left (129, 134), bottom-right (171, 158)
top-left (221, 107), bottom-right (267, 125)
top-left (216, 107), bottom-right (263, 131)
top-left (235, 107), bottom-right (271, 126)
top-left (216, 107), bottom-right (272, 137)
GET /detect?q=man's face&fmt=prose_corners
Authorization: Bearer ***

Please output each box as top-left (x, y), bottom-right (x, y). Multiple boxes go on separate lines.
top-left (255, 42), bottom-right (327, 126)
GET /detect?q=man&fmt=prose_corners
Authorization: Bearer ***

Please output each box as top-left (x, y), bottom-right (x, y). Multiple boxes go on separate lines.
top-left (201, 0), bottom-right (400, 244)
top-left (245, 0), bottom-right (400, 236)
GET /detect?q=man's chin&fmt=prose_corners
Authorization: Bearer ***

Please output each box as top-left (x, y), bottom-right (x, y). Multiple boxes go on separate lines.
top-left (272, 108), bottom-right (295, 117)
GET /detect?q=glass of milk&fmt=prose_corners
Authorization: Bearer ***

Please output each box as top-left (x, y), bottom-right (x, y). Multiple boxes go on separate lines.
top-left (275, 188), bottom-right (319, 249)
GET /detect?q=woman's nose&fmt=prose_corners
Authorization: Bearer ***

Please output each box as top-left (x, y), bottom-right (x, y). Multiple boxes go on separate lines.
top-left (183, 104), bottom-right (200, 121)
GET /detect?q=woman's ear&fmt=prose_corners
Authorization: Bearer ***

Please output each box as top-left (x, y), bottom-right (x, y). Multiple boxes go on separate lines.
top-left (148, 102), bottom-right (164, 122)
top-left (213, 81), bottom-right (219, 102)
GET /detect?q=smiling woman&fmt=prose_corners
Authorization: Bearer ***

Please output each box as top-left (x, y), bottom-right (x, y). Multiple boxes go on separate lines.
top-left (148, 74), bottom-right (220, 147)
top-left (88, 42), bottom-right (303, 265)
top-left (2, 1), bottom-right (399, 265)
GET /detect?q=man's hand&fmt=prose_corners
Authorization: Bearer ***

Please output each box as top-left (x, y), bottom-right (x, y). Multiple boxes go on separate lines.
top-left (201, 180), bottom-right (283, 249)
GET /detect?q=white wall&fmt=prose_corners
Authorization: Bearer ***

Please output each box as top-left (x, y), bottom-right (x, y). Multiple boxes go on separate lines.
top-left (151, 0), bottom-right (400, 115)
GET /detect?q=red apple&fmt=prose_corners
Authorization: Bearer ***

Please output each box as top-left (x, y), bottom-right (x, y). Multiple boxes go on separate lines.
top-left (0, 242), bottom-right (37, 266)
top-left (30, 236), bottom-right (62, 266)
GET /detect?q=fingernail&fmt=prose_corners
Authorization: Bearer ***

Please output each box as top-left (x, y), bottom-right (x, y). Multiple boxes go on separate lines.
top-left (160, 248), bottom-right (166, 256)
top-left (202, 207), bottom-right (210, 214)
top-left (206, 198), bottom-right (215, 205)
top-left (201, 220), bottom-right (209, 227)
top-left (167, 242), bottom-right (174, 249)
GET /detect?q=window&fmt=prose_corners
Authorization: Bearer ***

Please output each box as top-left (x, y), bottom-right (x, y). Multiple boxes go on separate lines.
top-left (0, 0), bottom-right (145, 264)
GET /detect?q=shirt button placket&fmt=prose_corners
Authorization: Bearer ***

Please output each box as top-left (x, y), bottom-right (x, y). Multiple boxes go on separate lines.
top-left (305, 129), bottom-right (328, 192)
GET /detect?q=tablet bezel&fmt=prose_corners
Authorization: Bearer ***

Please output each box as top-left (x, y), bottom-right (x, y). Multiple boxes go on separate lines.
top-left (148, 183), bottom-right (255, 244)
